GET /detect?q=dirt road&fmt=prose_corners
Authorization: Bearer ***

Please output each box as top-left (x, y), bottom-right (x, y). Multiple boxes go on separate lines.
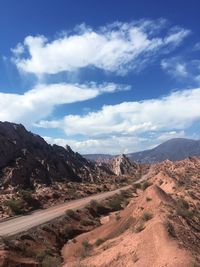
top-left (0, 185), bottom-right (132, 237)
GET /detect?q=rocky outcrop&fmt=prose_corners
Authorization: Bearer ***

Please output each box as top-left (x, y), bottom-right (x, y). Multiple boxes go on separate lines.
top-left (108, 154), bottom-right (138, 176)
top-left (0, 122), bottom-right (112, 189)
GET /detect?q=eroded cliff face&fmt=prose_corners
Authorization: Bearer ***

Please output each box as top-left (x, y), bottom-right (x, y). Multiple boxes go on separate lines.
top-left (108, 154), bottom-right (138, 176)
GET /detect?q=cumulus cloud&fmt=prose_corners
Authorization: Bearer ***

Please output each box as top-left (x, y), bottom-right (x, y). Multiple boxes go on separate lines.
top-left (156, 130), bottom-right (186, 142)
top-left (38, 88), bottom-right (200, 137)
top-left (43, 135), bottom-right (148, 155)
top-left (0, 82), bottom-right (128, 125)
top-left (161, 57), bottom-right (200, 84)
top-left (12, 19), bottom-right (190, 76)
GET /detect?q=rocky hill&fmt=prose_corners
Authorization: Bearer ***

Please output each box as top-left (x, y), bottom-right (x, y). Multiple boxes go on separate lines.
top-left (0, 121), bottom-right (114, 189)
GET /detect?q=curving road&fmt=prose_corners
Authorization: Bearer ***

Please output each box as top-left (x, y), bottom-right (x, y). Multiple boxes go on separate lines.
top-left (0, 185), bottom-right (132, 237)
top-left (0, 175), bottom-right (147, 237)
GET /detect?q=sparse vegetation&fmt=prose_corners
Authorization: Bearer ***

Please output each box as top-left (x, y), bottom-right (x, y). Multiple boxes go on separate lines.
top-left (41, 255), bottom-right (61, 267)
top-left (95, 238), bottom-right (106, 246)
top-left (134, 223), bottom-right (145, 233)
top-left (89, 199), bottom-right (99, 209)
top-left (141, 212), bottom-right (153, 221)
top-left (4, 199), bottom-right (24, 215)
top-left (19, 189), bottom-right (33, 201)
top-left (176, 198), bottom-right (193, 218)
top-left (63, 224), bottom-right (74, 238)
top-left (115, 213), bottom-right (121, 220)
top-left (167, 222), bottom-right (176, 238)
top-left (80, 219), bottom-right (93, 226)
top-left (141, 181), bottom-right (152, 190)
top-left (108, 194), bottom-right (123, 210)
top-left (176, 207), bottom-right (193, 218)
top-left (146, 197), bottom-right (152, 202)
top-left (35, 249), bottom-right (51, 262)
top-left (65, 209), bottom-right (75, 218)
top-left (78, 240), bottom-right (92, 258)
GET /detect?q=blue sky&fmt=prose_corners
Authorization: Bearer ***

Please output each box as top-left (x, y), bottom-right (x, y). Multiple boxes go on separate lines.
top-left (0, 0), bottom-right (200, 154)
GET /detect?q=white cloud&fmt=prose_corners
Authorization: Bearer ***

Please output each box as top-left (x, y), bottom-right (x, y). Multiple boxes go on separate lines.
top-left (38, 88), bottom-right (200, 137)
top-left (12, 20), bottom-right (190, 76)
top-left (156, 130), bottom-right (186, 142)
top-left (0, 82), bottom-right (127, 125)
top-left (161, 59), bottom-right (188, 78)
top-left (161, 57), bottom-right (200, 84)
top-left (43, 135), bottom-right (148, 155)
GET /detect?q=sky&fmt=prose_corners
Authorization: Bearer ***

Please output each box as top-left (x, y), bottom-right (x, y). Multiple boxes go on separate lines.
top-left (0, 0), bottom-right (200, 154)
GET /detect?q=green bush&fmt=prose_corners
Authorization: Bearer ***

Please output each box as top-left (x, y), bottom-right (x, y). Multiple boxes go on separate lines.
top-left (78, 240), bottom-right (92, 258)
top-left (176, 207), bottom-right (193, 218)
top-left (134, 223), bottom-right (145, 233)
top-left (177, 198), bottom-right (189, 210)
top-left (108, 194), bottom-right (124, 211)
top-left (4, 199), bottom-right (24, 215)
top-left (42, 256), bottom-right (61, 267)
top-left (35, 249), bottom-right (50, 262)
top-left (82, 240), bottom-right (91, 249)
top-left (141, 212), bottom-right (153, 221)
top-left (95, 238), bottom-right (106, 246)
top-left (65, 209), bottom-right (75, 218)
top-left (141, 181), bottom-right (152, 190)
top-left (19, 189), bottom-right (33, 201)
top-left (176, 198), bottom-right (193, 218)
top-left (89, 200), bottom-right (99, 209)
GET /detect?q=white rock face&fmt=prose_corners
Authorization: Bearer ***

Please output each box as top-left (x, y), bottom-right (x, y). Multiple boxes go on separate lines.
top-left (109, 154), bottom-right (138, 176)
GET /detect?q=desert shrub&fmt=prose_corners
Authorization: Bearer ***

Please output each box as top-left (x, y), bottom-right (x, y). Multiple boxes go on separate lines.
top-left (176, 207), bottom-right (193, 218)
top-left (118, 217), bottom-right (133, 235)
top-left (78, 240), bottom-right (92, 258)
top-left (89, 200), bottom-right (99, 209)
top-left (141, 212), bottom-right (153, 221)
top-left (35, 249), bottom-right (51, 262)
top-left (19, 189), bottom-right (33, 201)
top-left (63, 224), bottom-right (74, 239)
top-left (80, 219), bottom-right (93, 226)
top-left (134, 223), bottom-right (145, 233)
top-left (176, 198), bottom-right (193, 218)
top-left (18, 189), bottom-right (41, 209)
top-left (65, 209), bottom-right (75, 218)
top-left (120, 189), bottom-right (132, 198)
top-left (82, 240), bottom-right (91, 249)
top-left (187, 190), bottom-right (197, 199)
top-left (115, 213), bottom-right (121, 221)
top-left (4, 199), bottom-right (24, 215)
top-left (108, 193), bottom-right (125, 211)
top-left (167, 222), bottom-right (176, 238)
top-left (1, 236), bottom-right (13, 248)
top-left (95, 238), bottom-right (106, 246)
top-left (146, 197), bottom-right (152, 202)
top-left (42, 255), bottom-right (61, 267)
top-left (141, 181), bottom-right (152, 190)
top-left (134, 183), bottom-right (141, 189)
top-left (177, 198), bottom-right (189, 210)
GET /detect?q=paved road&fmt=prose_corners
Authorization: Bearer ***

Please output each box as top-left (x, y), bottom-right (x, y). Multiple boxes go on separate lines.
top-left (0, 185), bottom-right (132, 237)
top-left (0, 175), bottom-right (147, 237)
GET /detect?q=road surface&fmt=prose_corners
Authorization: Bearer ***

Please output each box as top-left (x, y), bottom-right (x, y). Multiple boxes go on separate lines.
top-left (0, 175), bottom-right (147, 237)
top-left (0, 185), bottom-right (132, 237)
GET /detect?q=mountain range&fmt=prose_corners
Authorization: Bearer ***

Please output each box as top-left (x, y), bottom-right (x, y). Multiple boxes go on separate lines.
top-left (84, 138), bottom-right (200, 163)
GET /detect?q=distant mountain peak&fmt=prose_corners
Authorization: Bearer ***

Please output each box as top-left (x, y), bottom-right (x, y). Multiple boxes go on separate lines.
top-left (84, 138), bottom-right (200, 164)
